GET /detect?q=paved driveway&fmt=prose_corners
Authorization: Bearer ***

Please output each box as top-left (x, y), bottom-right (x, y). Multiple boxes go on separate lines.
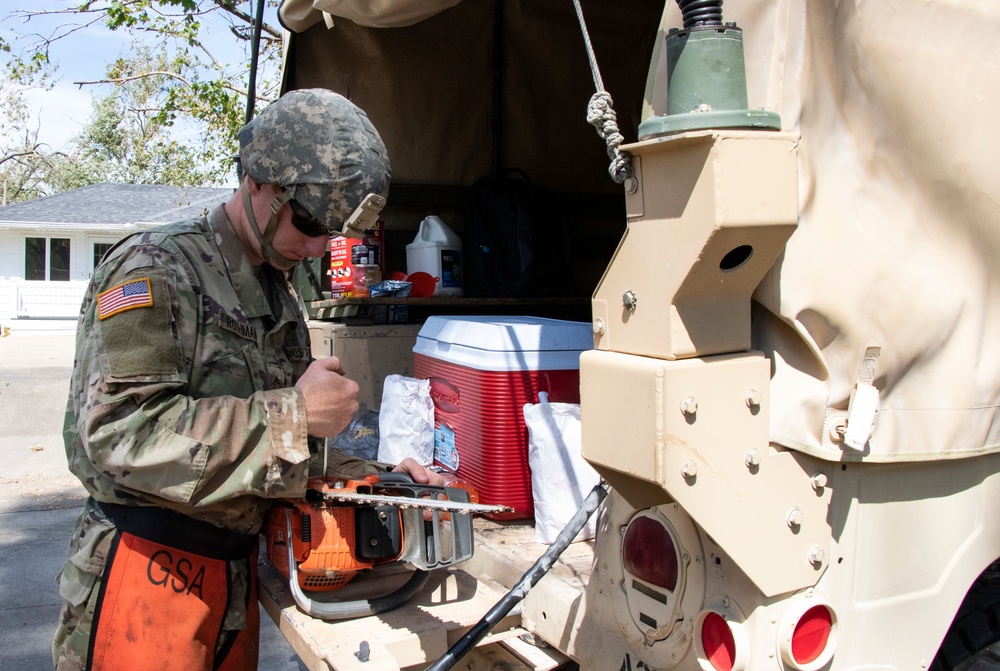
top-left (0, 331), bottom-right (305, 671)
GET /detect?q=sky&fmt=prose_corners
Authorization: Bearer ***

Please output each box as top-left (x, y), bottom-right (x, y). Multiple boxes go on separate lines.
top-left (1, 2), bottom-right (132, 151)
top-left (1, 1), bottom-right (280, 155)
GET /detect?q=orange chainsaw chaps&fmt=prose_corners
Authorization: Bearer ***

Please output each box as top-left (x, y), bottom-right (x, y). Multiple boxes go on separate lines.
top-left (89, 532), bottom-right (248, 671)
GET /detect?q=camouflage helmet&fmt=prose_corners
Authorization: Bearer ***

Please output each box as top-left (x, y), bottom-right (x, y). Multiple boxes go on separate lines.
top-left (238, 89), bottom-right (390, 234)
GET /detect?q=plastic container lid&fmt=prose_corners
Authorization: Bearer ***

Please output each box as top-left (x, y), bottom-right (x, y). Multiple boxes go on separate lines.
top-left (406, 215), bottom-right (462, 250)
top-left (414, 316), bottom-right (593, 371)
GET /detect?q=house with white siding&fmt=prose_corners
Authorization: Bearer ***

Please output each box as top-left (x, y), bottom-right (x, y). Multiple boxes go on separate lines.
top-left (0, 183), bottom-right (232, 324)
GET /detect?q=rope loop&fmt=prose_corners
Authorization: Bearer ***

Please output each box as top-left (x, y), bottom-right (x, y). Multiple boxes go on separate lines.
top-left (573, 0), bottom-right (634, 186)
top-left (587, 91), bottom-right (633, 185)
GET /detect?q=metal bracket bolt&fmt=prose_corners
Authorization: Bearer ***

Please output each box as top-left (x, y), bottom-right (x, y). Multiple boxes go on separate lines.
top-left (592, 318), bottom-right (605, 336)
top-left (745, 449), bottom-right (761, 468)
top-left (680, 396), bottom-right (699, 415)
top-left (622, 290), bottom-right (638, 311)
top-left (811, 474), bottom-right (828, 491)
top-left (681, 461), bottom-right (699, 479)
top-left (786, 507), bottom-right (804, 528)
top-left (745, 388), bottom-right (762, 408)
top-left (808, 546), bottom-right (826, 565)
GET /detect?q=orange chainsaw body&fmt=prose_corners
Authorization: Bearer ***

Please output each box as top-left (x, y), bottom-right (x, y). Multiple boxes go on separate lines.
top-left (264, 476), bottom-right (402, 592)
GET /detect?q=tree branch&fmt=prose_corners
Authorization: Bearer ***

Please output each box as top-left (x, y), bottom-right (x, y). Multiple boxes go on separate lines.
top-left (208, 0), bottom-right (283, 40)
top-left (74, 71), bottom-right (193, 87)
top-left (0, 146), bottom-right (45, 167)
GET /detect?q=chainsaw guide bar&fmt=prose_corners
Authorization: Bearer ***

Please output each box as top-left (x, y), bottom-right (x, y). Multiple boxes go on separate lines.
top-left (320, 491), bottom-right (512, 515)
top-left (264, 472), bottom-right (512, 620)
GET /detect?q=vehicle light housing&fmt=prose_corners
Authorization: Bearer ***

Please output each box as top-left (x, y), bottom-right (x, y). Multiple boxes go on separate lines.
top-left (694, 605), bottom-right (748, 671)
top-left (620, 510), bottom-right (684, 640)
top-left (778, 598), bottom-right (837, 670)
top-left (623, 513), bottom-right (679, 589)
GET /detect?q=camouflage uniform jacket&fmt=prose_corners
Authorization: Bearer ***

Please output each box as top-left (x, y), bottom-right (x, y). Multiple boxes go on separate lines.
top-left (56, 205), bottom-right (382, 658)
top-left (64, 203), bottom-right (322, 528)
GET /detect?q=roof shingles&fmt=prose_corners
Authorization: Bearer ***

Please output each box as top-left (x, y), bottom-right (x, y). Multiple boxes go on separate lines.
top-left (0, 183), bottom-right (234, 226)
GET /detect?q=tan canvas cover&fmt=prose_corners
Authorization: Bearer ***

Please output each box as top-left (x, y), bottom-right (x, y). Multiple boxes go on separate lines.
top-left (655, 1), bottom-right (1000, 462)
top-left (280, 0), bottom-right (461, 30)
top-left (278, 0), bottom-right (1000, 462)
top-left (277, 0), bottom-right (662, 194)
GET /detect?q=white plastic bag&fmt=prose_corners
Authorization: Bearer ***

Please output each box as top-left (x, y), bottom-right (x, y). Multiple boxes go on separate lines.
top-left (524, 401), bottom-right (601, 544)
top-left (377, 374), bottom-right (435, 466)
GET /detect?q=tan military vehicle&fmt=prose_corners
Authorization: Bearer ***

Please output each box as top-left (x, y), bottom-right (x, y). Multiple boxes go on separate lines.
top-left (273, 1), bottom-right (1000, 669)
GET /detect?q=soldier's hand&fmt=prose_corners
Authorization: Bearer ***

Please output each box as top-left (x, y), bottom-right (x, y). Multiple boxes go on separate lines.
top-left (392, 457), bottom-right (446, 487)
top-left (295, 356), bottom-right (360, 438)
top-left (392, 458), bottom-right (447, 521)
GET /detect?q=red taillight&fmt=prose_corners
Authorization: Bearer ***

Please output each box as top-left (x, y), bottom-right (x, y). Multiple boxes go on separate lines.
top-left (623, 515), bottom-right (678, 590)
top-left (791, 606), bottom-right (832, 665)
top-left (695, 606), bottom-right (748, 671)
top-left (702, 612), bottom-right (736, 671)
top-left (779, 599), bottom-right (837, 670)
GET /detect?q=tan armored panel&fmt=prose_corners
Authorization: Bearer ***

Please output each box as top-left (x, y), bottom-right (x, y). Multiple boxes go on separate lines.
top-left (580, 348), bottom-right (832, 597)
top-left (592, 130), bottom-right (799, 361)
top-left (584, 129), bottom-right (831, 595)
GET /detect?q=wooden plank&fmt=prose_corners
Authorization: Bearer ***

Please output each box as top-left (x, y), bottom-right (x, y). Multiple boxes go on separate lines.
top-left (308, 297), bottom-right (589, 308)
top-left (258, 559), bottom-right (524, 671)
top-left (461, 519), bottom-right (594, 659)
top-left (501, 635), bottom-right (573, 671)
top-left (440, 642), bottom-right (564, 671)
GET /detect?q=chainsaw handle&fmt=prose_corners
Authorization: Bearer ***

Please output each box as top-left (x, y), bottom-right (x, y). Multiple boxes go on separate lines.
top-left (375, 471), bottom-right (416, 486)
top-left (283, 510), bottom-right (431, 620)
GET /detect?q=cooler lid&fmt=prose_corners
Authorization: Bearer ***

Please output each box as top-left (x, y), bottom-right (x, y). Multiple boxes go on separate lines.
top-left (417, 316), bottom-right (593, 351)
top-left (414, 316), bottom-right (593, 371)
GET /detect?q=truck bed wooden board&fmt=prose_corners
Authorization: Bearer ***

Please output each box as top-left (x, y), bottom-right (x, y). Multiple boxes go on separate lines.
top-left (462, 520), bottom-right (595, 657)
top-left (258, 555), bottom-right (523, 670)
top-left (257, 520), bottom-right (595, 669)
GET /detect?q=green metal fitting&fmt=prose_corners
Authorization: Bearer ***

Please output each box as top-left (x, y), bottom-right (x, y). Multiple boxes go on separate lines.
top-left (639, 24), bottom-right (781, 139)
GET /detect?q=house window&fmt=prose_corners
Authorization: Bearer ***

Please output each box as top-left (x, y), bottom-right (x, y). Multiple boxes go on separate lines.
top-left (25, 237), bottom-right (71, 281)
top-left (93, 242), bottom-right (115, 270)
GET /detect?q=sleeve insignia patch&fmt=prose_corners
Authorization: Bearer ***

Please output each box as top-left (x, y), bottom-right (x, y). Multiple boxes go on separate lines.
top-left (97, 278), bottom-right (154, 320)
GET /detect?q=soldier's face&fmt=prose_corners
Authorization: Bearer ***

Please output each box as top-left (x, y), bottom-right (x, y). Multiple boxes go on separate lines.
top-left (244, 181), bottom-right (330, 270)
top-left (268, 205), bottom-right (331, 271)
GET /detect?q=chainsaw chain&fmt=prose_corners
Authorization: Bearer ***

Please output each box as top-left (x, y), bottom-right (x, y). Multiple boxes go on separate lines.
top-left (321, 492), bottom-right (511, 515)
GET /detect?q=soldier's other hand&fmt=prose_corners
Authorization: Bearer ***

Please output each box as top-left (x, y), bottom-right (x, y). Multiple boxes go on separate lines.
top-left (392, 458), bottom-right (446, 487)
top-left (296, 356), bottom-right (359, 438)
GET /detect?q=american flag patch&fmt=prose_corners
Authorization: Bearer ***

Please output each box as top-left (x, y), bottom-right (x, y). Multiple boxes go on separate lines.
top-left (97, 278), bottom-right (154, 320)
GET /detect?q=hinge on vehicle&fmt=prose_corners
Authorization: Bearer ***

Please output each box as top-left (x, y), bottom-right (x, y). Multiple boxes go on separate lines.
top-left (842, 346), bottom-right (881, 451)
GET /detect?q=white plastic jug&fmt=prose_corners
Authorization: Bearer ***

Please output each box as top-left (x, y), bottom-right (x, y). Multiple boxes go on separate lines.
top-left (405, 215), bottom-right (464, 297)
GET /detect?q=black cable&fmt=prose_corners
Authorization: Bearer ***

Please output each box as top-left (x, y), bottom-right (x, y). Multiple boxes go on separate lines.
top-left (245, 0), bottom-right (267, 125)
top-left (425, 482), bottom-right (607, 671)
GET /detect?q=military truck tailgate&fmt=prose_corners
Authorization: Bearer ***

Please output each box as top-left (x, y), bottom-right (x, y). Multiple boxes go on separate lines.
top-left (258, 518), bottom-right (591, 670)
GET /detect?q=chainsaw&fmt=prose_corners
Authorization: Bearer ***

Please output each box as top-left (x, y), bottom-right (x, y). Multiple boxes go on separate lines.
top-left (263, 468), bottom-right (511, 620)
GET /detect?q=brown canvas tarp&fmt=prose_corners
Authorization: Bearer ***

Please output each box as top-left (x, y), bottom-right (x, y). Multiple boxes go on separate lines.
top-left (280, 0), bottom-right (1000, 462)
top-left (279, 0), bottom-right (662, 194)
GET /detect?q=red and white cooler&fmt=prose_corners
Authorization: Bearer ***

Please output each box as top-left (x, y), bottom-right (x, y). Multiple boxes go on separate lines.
top-left (412, 316), bottom-right (593, 520)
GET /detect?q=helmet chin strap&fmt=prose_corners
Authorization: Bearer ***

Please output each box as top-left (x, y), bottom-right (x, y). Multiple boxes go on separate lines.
top-left (241, 178), bottom-right (296, 268)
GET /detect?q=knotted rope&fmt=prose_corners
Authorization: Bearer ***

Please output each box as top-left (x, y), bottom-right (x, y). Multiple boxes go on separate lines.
top-left (571, 0), bottom-right (635, 187)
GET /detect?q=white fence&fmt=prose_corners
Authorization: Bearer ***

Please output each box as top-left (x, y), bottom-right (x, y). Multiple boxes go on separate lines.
top-left (0, 279), bottom-right (88, 319)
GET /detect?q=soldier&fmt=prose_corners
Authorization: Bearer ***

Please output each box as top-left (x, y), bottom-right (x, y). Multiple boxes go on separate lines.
top-left (53, 89), bottom-right (440, 671)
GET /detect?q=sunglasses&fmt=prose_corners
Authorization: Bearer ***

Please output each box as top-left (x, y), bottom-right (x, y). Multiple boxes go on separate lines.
top-left (288, 199), bottom-right (329, 238)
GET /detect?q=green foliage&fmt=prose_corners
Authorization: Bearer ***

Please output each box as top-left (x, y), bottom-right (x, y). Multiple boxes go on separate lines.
top-left (53, 48), bottom-right (218, 187)
top-left (0, 72), bottom-right (55, 203)
top-left (0, 0), bottom-right (284, 199)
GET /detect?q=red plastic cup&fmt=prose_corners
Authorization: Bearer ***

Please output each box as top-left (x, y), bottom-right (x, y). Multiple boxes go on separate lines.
top-left (408, 272), bottom-right (439, 297)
